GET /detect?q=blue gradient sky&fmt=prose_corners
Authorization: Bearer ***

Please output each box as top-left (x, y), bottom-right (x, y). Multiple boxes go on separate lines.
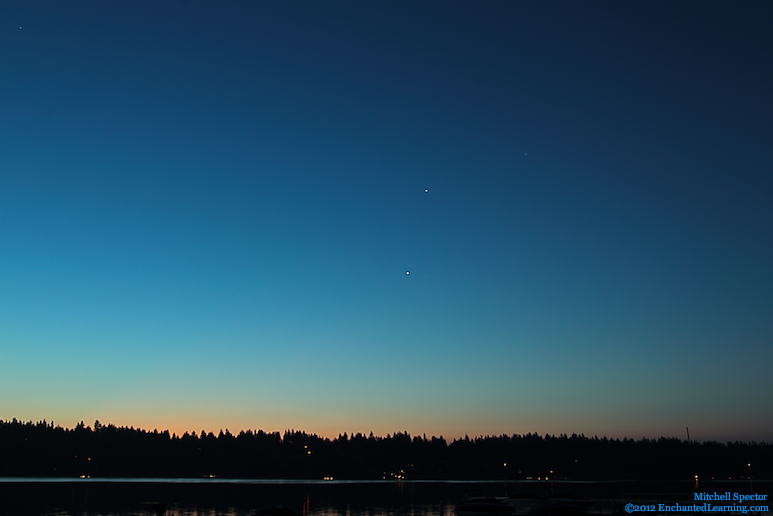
top-left (1, 1), bottom-right (771, 442)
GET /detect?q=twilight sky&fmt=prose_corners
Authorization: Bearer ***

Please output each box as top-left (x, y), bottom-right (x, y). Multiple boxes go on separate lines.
top-left (1, 1), bottom-right (771, 442)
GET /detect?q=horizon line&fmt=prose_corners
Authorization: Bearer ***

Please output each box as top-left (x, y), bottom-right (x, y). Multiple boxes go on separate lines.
top-left (2, 418), bottom-right (766, 445)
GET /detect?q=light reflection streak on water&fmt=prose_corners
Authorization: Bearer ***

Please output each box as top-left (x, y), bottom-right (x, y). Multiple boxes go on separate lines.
top-left (42, 502), bottom-right (455, 516)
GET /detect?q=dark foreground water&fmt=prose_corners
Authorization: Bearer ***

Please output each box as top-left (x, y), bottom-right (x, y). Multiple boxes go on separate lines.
top-left (0, 479), bottom-right (769, 516)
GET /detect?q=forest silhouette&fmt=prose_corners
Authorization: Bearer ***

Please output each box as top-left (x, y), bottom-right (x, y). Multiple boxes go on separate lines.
top-left (1, 419), bottom-right (770, 480)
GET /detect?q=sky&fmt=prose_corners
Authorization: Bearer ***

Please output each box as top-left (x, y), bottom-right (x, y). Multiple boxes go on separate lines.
top-left (1, 1), bottom-right (771, 443)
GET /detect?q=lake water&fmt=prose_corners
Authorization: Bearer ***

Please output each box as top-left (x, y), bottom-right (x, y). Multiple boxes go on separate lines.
top-left (0, 478), bottom-right (769, 516)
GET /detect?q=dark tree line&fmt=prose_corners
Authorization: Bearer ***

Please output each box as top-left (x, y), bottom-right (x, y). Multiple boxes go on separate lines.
top-left (1, 419), bottom-right (770, 480)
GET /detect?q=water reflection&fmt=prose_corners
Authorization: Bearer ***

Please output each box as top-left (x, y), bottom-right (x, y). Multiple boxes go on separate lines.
top-left (0, 479), bottom-right (767, 516)
top-left (37, 501), bottom-right (454, 516)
